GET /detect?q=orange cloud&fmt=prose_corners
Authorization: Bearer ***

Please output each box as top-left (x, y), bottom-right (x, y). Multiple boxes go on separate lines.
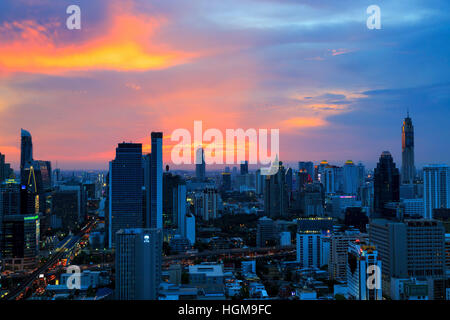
top-left (283, 117), bottom-right (327, 128)
top-left (0, 4), bottom-right (198, 74)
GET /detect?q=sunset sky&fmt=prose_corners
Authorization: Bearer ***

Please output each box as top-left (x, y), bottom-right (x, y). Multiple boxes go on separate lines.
top-left (0, 0), bottom-right (449, 170)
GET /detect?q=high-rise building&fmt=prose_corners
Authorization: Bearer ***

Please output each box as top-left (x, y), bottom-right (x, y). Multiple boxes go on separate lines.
top-left (222, 171), bottom-right (232, 191)
top-left (401, 113), bottom-right (416, 184)
top-left (347, 240), bottom-right (382, 300)
top-left (20, 129), bottom-right (33, 181)
top-left (296, 231), bottom-right (322, 268)
top-left (195, 147), bottom-right (206, 182)
top-left (373, 151), bottom-right (400, 218)
top-left (150, 132), bottom-right (163, 229)
top-left (240, 160), bottom-right (249, 175)
top-left (423, 165), bottom-right (450, 220)
top-left (328, 230), bottom-right (365, 282)
top-left (115, 228), bottom-right (162, 300)
top-left (108, 143), bottom-right (143, 248)
top-left (162, 172), bottom-right (185, 229)
top-left (298, 161), bottom-right (314, 181)
top-left (343, 160), bottom-right (358, 195)
top-left (323, 165), bottom-right (343, 194)
top-left (201, 187), bottom-right (219, 221)
top-left (1, 214), bottom-right (39, 271)
top-left (264, 161), bottom-right (288, 218)
top-left (369, 219), bottom-right (446, 297)
top-left (256, 216), bottom-right (276, 247)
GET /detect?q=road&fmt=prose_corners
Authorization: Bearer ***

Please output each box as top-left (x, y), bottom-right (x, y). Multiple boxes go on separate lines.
top-left (2, 221), bottom-right (93, 300)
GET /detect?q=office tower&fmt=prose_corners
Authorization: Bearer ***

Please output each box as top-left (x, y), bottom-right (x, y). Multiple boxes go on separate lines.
top-left (115, 228), bottom-right (162, 300)
top-left (222, 171), bottom-right (232, 191)
top-left (240, 160), bottom-right (249, 175)
top-left (150, 132), bottom-right (163, 229)
top-left (317, 160), bottom-right (329, 182)
top-left (423, 165), bottom-right (450, 219)
top-left (175, 183), bottom-right (187, 234)
top-left (323, 165), bottom-right (343, 194)
top-left (347, 240), bottom-right (382, 300)
top-left (185, 213), bottom-right (196, 245)
top-left (201, 187), bottom-right (218, 221)
top-left (298, 161), bottom-right (314, 181)
top-left (1, 214), bottom-right (39, 271)
top-left (373, 151), bottom-right (400, 218)
top-left (369, 219), bottom-right (446, 298)
top-left (356, 162), bottom-right (366, 191)
top-left (195, 147), bottom-right (206, 182)
top-left (264, 161), bottom-right (288, 218)
top-left (0, 153), bottom-right (5, 182)
top-left (297, 217), bottom-right (333, 233)
top-left (401, 113), bottom-right (416, 184)
top-left (328, 230), bottom-right (364, 282)
top-left (20, 129), bottom-right (33, 181)
top-left (300, 183), bottom-right (324, 216)
top-left (285, 167), bottom-right (293, 194)
top-left (255, 169), bottom-right (265, 195)
top-left (162, 172), bottom-right (184, 228)
top-left (52, 185), bottom-right (84, 232)
top-left (343, 160), bottom-right (358, 195)
top-left (0, 179), bottom-right (21, 217)
top-left (331, 195), bottom-right (361, 220)
top-left (297, 169), bottom-right (312, 192)
top-left (256, 216), bottom-right (276, 247)
top-left (296, 231), bottom-right (322, 268)
top-left (108, 143), bottom-right (143, 247)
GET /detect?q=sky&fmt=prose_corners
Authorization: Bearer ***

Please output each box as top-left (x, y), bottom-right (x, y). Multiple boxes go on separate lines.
top-left (0, 0), bottom-right (449, 170)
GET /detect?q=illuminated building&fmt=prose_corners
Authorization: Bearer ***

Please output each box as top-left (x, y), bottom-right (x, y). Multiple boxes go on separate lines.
top-left (328, 230), bottom-right (365, 282)
top-left (347, 240), bottom-right (382, 300)
top-left (150, 132), bottom-right (163, 229)
top-left (401, 113), bottom-right (416, 184)
top-left (20, 128), bottom-right (33, 181)
top-left (296, 231), bottom-right (322, 268)
top-left (373, 151), bottom-right (400, 218)
top-left (195, 147), bottom-right (206, 182)
top-left (298, 161), bottom-right (314, 181)
top-left (264, 161), bottom-right (288, 218)
top-left (369, 219), bottom-right (446, 298)
top-left (423, 164), bottom-right (450, 220)
top-left (343, 160), bottom-right (358, 195)
top-left (1, 214), bottom-right (39, 271)
top-left (108, 143), bottom-right (143, 248)
top-left (115, 228), bottom-right (162, 300)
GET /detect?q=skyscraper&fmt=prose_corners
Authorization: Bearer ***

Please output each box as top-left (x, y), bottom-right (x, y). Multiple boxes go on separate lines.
top-left (115, 228), bottom-right (162, 300)
top-left (195, 147), bottom-right (206, 182)
top-left (373, 151), bottom-right (400, 218)
top-left (401, 113), bottom-right (416, 184)
top-left (423, 165), bottom-right (450, 219)
top-left (369, 218), bottom-right (446, 298)
top-left (347, 240), bottom-right (382, 300)
top-left (150, 132), bottom-right (163, 229)
top-left (240, 160), bottom-right (249, 175)
top-left (298, 161), bottom-right (314, 181)
top-left (108, 143), bottom-right (143, 247)
top-left (20, 129), bottom-right (33, 181)
top-left (343, 160), bottom-right (358, 195)
top-left (264, 161), bottom-right (288, 218)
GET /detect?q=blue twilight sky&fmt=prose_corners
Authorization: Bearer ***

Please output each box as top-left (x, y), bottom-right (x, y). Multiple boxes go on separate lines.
top-left (0, 0), bottom-right (448, 170)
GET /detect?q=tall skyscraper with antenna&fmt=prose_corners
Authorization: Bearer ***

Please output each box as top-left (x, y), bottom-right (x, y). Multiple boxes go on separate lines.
top-left (401, 112), bottom-right (416, 184)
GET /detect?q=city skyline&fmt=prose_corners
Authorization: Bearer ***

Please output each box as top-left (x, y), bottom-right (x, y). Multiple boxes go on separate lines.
top-left (0, 0), bottom-right (449, 169)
